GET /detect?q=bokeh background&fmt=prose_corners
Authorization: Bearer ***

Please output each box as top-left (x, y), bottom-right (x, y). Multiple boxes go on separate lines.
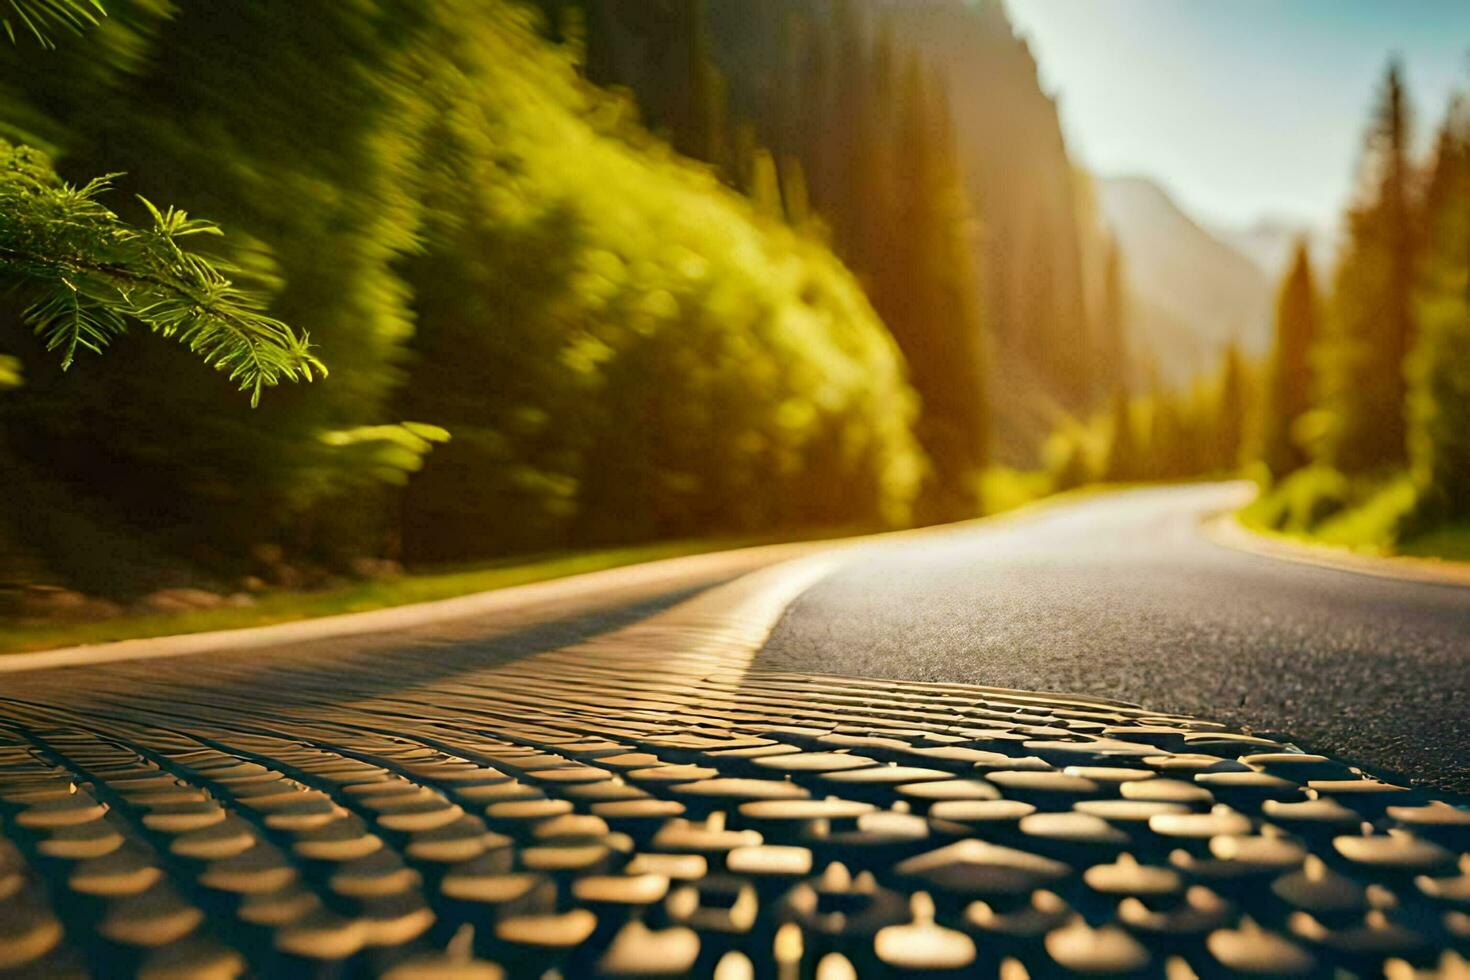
top-left (1, 0), bottom-right (1466, 634)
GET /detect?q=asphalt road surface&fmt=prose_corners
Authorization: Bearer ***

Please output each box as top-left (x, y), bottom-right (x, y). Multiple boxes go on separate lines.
top-left (760, 482), bottom-right (1470, 796)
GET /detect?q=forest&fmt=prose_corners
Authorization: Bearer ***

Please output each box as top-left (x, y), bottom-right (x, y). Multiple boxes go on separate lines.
top-left (1, 0), bottom-right (1467, 633)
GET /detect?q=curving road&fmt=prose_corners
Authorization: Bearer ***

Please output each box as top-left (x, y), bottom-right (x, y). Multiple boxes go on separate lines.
top-left (759, 482), bottom-right (1470, 795)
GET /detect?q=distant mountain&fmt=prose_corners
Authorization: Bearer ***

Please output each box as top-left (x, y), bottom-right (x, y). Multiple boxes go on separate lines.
top-left (1213, 217), bottom-right (1337, 284)
top-left (1097, 176), bottom-right (1272, 383)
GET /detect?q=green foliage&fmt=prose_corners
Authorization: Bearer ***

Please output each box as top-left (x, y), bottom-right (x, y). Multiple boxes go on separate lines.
top-left (0, 0), bottom-right (437, 573)
top-left (1102, 389), bottom-right (1139, 482)
top-left (978, 466), bottom-right (1051, 514)
top-left (1258, 242), bottom-right (1320, 479)
top-left (1312, 474), bottom-right (1424, 550)
top-left (1316, 62), bottom-right (1418, 474)
top-left (1246, 466), bottom-right (1428, 554)
top-left (1054, 342), bottom-right (1255, 489)
top-left (318, 423), bottom-right (450, 487)
top-left (395, 3), bottom-right (921, 559)
top-left (1044, 424), bottom-right (1100, 492)
top-left (1214, 343), bottom-right (1247, 472)
top-left (1249, 465), bottom-right (1350, 533)
top-left (882, 61), bottom-right (988, 519)
top-left (562, 0), bottom-right (999, 503)
top-left (2, 0), bottom-right (103, 48)
top-left (1408, 97), bottom-right (1470, 518)
top-left (0, 0), bottom-right (927, 591)
top-left (0, 139), bottom-right (323, 404)
top-left (1093, 233), bottom-right (1128, 400)
top-left (1248, 78), bottom-right (1468, 557)
top-left (1398, 521), bottom-right (1470, 563)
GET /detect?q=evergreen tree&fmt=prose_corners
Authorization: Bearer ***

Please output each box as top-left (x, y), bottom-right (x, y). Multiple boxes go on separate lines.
top-left (1096, 232), bottom-right (1129, 400)
top-left (744, 147), bottom-right (783, 221)
top-left (1102, 388), bottom-right (1138, 482)
top-left (393, 3), bottom-right (923, 558)
top-left (665, 0), bottom-right (728, 168)
top-left (779, 155), bottom-right (812, 231)
top-left (1215, 343), bottom-right (1247, 472)
top-left (1259, 241), bottom-right (1320, 478)
top-left (1150, 385), bottom-right (1185, 480)
top-left (1318, 61), bottom-right (1419, 473)
top-left (1408, 96), bottom-right (1470, 517)
top-left (883, 62), bottom-right (988, 518)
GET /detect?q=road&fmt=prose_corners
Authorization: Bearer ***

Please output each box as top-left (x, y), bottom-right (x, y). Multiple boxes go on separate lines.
top-left (2, 482), bottom-right (1467, 974)
top-left (759, 481), bottom-right (1470, 795)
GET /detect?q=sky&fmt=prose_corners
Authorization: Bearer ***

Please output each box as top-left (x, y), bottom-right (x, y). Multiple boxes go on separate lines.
top-left (1002, 0), bottom-right (1470, 232)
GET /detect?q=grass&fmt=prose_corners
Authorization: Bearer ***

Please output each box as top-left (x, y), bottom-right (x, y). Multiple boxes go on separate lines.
top-left (1398, 522), bottom-right (1470, 562)
top-left (0, 532), bottom-right (847, 655)
top-left (1240, 468), bottom-right (1470, 564)
top-left (0, 467), bottom-right (1073, 656)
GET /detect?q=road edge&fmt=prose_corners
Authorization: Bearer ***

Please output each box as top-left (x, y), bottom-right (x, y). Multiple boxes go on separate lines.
top-left (1203, 510), bottom-right (1470, 589)
top-left (0, 484), bottom-right (1121, 672)
top-left (0, 541), bottom-right (836, 673)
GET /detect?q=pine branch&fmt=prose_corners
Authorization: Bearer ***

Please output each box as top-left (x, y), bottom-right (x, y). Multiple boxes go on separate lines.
top-left (2, 0), bottom-right (104, 48)
top-left (0, 139), bottom-right (326, 404)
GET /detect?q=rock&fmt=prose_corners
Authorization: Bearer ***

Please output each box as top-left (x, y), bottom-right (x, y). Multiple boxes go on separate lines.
top-left (348, 558), bottom-right (404, 581)
top-left (3, 585), bottom-right (123, 623)
top-left (238, 575), bottom-right (268, 593)
top-left (224, 593), bottom-right (256, 609)
top-left (139, 588), bottom-right (225, 613)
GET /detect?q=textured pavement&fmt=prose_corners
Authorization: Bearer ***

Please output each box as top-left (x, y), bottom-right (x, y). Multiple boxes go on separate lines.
top-left (760, 483), bottom-right (1470, 796)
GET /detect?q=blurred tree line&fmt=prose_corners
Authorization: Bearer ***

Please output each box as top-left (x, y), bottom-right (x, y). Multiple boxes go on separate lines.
top-left (544, 0), bottom-right (1127, 468)
top-left (1061, 59), bottom-right (1470, 552)
top-left (0, 0), bottom-right (921, 593)
top-left (541, 0), bottom-right (989, 520)
top-left (1251, 63), bottom-right (1470, 542)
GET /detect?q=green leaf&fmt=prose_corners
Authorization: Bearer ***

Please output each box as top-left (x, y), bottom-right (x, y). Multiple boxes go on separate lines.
top-left (2, 0), bottom-right (105, 49)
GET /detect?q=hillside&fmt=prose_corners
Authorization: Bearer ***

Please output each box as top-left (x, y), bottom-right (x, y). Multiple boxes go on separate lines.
top-left (1098, 176), bottom-right (1272, 382)
top-left (869, 0), bottom-right (1095, 404)
top-left (1214, 216), bottom-right (1337, 283)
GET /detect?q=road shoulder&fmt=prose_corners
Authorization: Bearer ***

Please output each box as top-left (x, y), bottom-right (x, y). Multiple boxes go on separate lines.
top-left (1204, 510), bottom-right (1470, 588)
top-left (0, 540), bottom-right (835, 673)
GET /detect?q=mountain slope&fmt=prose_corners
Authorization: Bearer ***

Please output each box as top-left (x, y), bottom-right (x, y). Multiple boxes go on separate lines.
top-left (1214, 217), bottom-right (1337, 283)
top-left (1098, 176), bottom-right (1272, 382)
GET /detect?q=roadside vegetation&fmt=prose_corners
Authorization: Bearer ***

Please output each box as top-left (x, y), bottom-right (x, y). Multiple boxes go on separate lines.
top-left (1243, 68), bottom-right (1470, 562)
top-left (1050, 63), bottom-right (1469, 566)
top-left (0, 0), bottom-right (1062, 645)
top-left (0, 531), bottom-right (855, 653)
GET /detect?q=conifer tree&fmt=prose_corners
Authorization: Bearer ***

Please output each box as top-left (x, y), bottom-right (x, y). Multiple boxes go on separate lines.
top-left (1096, 232), bottom-right (1129, 399)
top-left (1259, 241), bottom-right (1320, 478)
top-left (882, 62), bottom-right (988, 517)
top-left (1150, 385), bottom-right (1184, 480)
top-left (1215, 343), bottom-right (1247, 472)
top-left (1319, 61), bottom-right (1419, 473)
top-left (745, 147), bottom-right (783, 222)
top-left (667, 0), bottom-right (728, 168)
top-left (1408, 96), bottom-right (1470, 517)
top-left (779, 156), bottom-right (811, 231)
top-left (1102, 388), bottom-right (1138, 482)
